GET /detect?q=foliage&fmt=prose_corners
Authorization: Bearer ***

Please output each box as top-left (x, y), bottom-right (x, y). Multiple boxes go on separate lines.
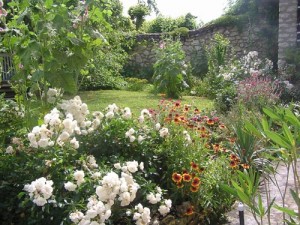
top-left (138, 0), bottom-right (159, 15)
top-left (0, 94), bottom-right (25, 145)
top-left (142, 16), bottom-right (181, 33)
top-left (180, 13), bottom-right (198, 30)
top-left (221, 169), bottom-right (275, 225)
top-left (124, 77), bottom-right (149, 91)
top-left (142, 13), bottom-right (198, 33)
top-left (170, 27), bottom-right (189, 38)
top-left (242, 105), bottom-right (300, 224)
top-left (1, 0), bottom-right (113, 95)
top-left (189, 49), bottom-right (208, 79)
top-left (0, 93), bottom-right (235, 224)
top-left (197, 33), bottom-right (230, 99)
top-left (128, 3), bottom-right (151, 30)
top-left (213, 51), bottom-right (275, 113)
top-left (79, 49), bottom-right (128, 91)
top-left (214, 84), bottom-right (237, 114)
top-left (152, 39), bottom-right (191, 99)
top-left (237, 73), bottom-right (281, 111)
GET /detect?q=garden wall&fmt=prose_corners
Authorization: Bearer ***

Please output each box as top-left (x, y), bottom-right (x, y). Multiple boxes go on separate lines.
top-left (127, 10), bottom-right (277, 76)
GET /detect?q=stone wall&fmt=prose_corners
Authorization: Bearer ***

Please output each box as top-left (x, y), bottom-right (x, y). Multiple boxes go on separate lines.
top-left (128, 11), bottom-right (276, 75)
top-left (278, 0), bottom-right (297, 61)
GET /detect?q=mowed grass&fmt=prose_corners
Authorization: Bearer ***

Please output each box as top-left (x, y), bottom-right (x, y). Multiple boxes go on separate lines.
top-left (79, 90), bottom-right (213, 116)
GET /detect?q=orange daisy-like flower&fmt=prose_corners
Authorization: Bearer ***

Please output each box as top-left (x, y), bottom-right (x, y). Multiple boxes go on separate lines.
top-left (194, 108), bottom-right (200, 113)
top-left (241, 163), bottom-right (250, 169)
top-left (201, 126), bottom-right (206, 132)
top-left (229, 137), bottom-right (236, 144)
top-left (185, 205), bottom-right (194, 216)
top-left (230, 154), bottom-right (239, 161)
top-left (177, 182), bottom-right (184, 188)
top-left (190, 162), bottom-right (199, 170)
top-left (175, 101), bottom-right (181, 107)
top-left (172, 173), bottom-right (182, 183)
top-left (164, 117), bottom-right (172, 123)
top-left (188, 124), bottom-right (194, 129)
top-left (201, 133), bottom-right (208, 138)
top-left (190, 185), bottom-right (199, 192)
top-left (191, 177), bottom-right (201, 187)
top-left (213, 143), bottom-right (220, 152)
top-left (174, 117), bottom-right (180, 123)
top-left (230, 160), bottom-right (238, 168)
top-left (198, 167), bottom-right (205, 173)
top-left (182, 173), bottom-right (192, 182)
top-left (221, 147), bottom-right (228, 153)
top-left (219, 124), bottom-right (226, 129)
top-left (207, 119), bottom-right (214, 125)
top-left (184, 105), bottom-right (189, 111)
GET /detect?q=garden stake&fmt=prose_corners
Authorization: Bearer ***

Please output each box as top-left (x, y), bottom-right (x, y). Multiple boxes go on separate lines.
top-left (238, 202), bottom-right (245, 225)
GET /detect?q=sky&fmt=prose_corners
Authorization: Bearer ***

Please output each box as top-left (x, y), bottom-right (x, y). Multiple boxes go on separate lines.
top-left (121, 0), bottom-right (229, 24)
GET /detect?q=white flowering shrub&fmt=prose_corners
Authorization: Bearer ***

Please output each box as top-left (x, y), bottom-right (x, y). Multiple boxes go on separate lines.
top-left (1, 95), bottom-right (236, 225)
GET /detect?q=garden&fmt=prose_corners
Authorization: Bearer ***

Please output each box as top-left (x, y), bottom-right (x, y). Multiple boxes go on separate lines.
top-left (0, 0), bottom-right (299, 225)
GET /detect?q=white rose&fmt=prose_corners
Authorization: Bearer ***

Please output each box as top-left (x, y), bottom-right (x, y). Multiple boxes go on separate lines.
top-left (114, 163), bottom-right (121, 169)
top-left (5, 146), bottom-right (14, 154)
top-left (138, 135), bottom-right (144, 143)
top-left (158, 205), bottom-right (170, 216)
top-left (64, 181), bottom-right (77, 192)
top-left (155, 123), bottom-right (161, 130)
top-left (126, 161), bottom-right (138, 173)
top-left (129, 135), bottom-right (136, 143)
top-left (159, 127), bottom-right (169, 138)
top-left (33, 196), bottom-right (47, 206)
top-left (74, 170), bottom-right (85, 185)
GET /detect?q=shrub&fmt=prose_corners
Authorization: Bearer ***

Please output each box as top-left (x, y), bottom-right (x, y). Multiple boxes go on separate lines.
top-left (152, 39), bottom-right (191, 99)
top-left (0, 94), bottom-right (25, 145)
top-left (124, 77), bottom-right (149, 91)
top-left (237, 73), bottom-right (281, 110)
top-left (199, 34), bottom-right (230, 99)
top-left (0, 95), bottom-right (237, 225)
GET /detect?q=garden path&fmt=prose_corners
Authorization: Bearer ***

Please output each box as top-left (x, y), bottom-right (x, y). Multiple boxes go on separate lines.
top-left (225, 160), bottom-right (300, 225)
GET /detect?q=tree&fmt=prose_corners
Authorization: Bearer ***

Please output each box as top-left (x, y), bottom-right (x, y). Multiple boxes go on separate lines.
top-left (179, 13), bottom-right (198, 30)
top-left (138, 0), bottom-right (159, 15)
top-left (128, 3), bottom-right (150, 30)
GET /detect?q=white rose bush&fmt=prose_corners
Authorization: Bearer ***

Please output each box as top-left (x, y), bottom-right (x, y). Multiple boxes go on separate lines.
top-left (1, 93), bottom-right (237, 224)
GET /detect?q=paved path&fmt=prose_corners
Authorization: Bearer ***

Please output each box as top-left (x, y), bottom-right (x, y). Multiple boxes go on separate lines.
top-left (225, 161), bottom-right (300, 225)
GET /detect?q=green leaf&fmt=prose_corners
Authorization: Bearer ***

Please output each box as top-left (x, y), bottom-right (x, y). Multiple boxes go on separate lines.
top-left (290, 189), bottom-right (300, 206)
top-left (45, 0), bottom-right (53, 9)
top-left (263, 107), bottom-right (281, 121)
top-left (282, 123), bottom-right (295, 147)
top-left (220, 184), bottom-right (237, 197)
top-left (31, 69), bottom-right (44, 82)
top-left (257, 193), bottom-right (265, 216)
top-left (18, 192), bottom-right (26, 199)
top-left (46, 71), bottom-right (77, 94)
top-left (284, 109), bottom-right (300, 127)
top-left (274, 205), bottom-right (298, 217)
top-left (261, 117), bottom-right (269, 132)
top-left (265, 130), bottom-right (291, 149)
top-left (244, 121), bottom-right (262, 137)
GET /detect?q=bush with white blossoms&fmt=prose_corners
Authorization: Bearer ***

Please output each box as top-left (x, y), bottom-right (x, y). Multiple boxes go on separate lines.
top-left (1, 94), bottom-right (236, 225)
top-left (23, 177), bottom-right (54, 206)
top-left (46, 88), bottom-right (62, 104)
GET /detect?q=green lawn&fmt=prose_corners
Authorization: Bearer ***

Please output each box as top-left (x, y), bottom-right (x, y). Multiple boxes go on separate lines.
top-left (79, 90), bottom-right (213, 116)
